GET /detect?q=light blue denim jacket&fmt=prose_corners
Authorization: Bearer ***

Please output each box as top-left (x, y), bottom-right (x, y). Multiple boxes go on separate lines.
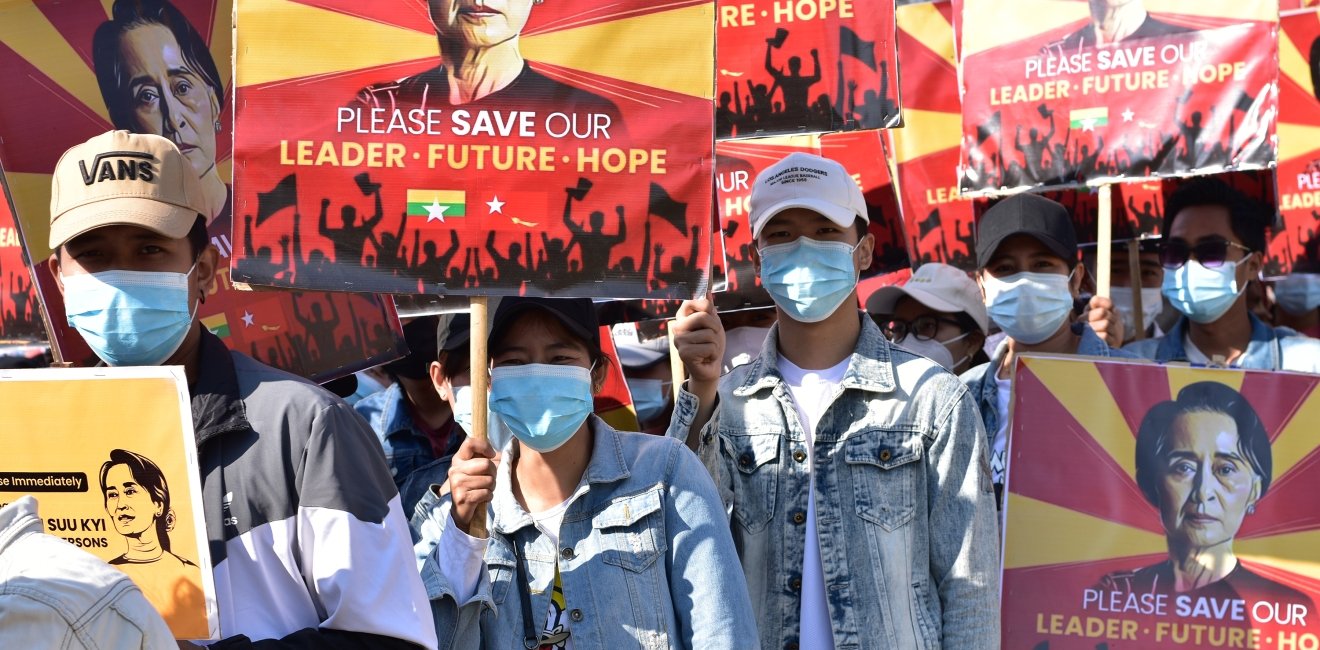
top-left (419, 416), bottom-right (757, 649)
top-left (667, 315), bottom-right (1000, 649)
top-left (1122, 313), bottom-right (1320, 372)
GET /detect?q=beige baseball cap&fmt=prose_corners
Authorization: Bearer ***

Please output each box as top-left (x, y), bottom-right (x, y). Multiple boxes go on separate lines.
top-left (865, 263), bottom-right (990, 334)
top-left (49, 130), bottom-right (207, 249)
top-left (748, 152), bottom-right (868, 239)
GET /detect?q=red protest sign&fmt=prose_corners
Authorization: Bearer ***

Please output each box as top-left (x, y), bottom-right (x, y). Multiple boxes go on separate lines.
top-left (1267, 9), bottom-right (1320, 276)
top-left (716, 0), bottom-right (901, 138)
top-left (958, 0), bottom-right (1279, 195)
top-left (0, 169), bottom-right (42, 341)
top-left (0, 0), bottom-right (404, 380)
top-left (232, 0), bottom-right (716, 300)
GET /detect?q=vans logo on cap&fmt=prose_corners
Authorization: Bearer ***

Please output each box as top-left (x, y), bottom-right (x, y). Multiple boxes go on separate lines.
top-left (77, 151), bottom-right (156, 186)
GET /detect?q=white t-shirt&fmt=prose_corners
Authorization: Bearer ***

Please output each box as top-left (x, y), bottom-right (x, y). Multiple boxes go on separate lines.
top-left (992, 376), bottom-right (1012, 487)
top-left (776, 355), bottom-right (850, 650)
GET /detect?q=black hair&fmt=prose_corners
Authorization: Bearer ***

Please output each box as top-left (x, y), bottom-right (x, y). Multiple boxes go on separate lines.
top-left (99, 448), bottom-right (173, 552)
top-left (853, 216), bottom-right (869, 241)
top-left (186, 215), bottom-right (208, 260)
top-left (1163, 178), bottom-right (1267, 253)
top-left (92, 0), bottom-right (225, 132)
top-left (1134, 381), bottom-right (1272, 507)
top-left (437, 344), bottom-right (470, 383)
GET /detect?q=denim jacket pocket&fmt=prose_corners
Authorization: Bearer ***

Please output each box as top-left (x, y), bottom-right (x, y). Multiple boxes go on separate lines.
top-left (594, 488), bottom-right (665, 573)
top-left (719, 432), bottom-right (780, 534)
top-left (485, 539), bottom-right (518, 606)
top-left (844, 427), bottom-right (923, 531)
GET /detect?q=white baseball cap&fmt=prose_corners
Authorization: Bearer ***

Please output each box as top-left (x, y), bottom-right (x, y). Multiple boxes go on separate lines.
top-left (748, 152), bottom-right (867, 239)
top-left (615, 336), bottom-right (669, 368)
top-left (865, 263), bottom-right (990, 334)
top-left (49, 130), bottom-right (207, 249)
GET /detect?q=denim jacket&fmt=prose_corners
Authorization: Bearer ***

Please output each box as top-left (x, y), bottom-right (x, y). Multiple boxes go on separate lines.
top-left (0, 496), bottom-right (175, 648)
top-left (419, 417), bottom-right (757, 649)
top-left (961, 324), bottom-right (1136, 453)
top-left (1122, 313), bottom-right (1320, 372)
top-left (667, 316), bottom-right (1000, 649)
top-left (355, 383), bottom-right (462, 528)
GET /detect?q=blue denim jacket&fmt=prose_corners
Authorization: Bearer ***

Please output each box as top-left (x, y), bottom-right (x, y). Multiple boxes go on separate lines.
top-left (667, 316), bottom-right (1000, 649)
top-left (355, 383), bottom-right (461, 531)
top-left (419, 417), bottom-right (757, 649)
top-left (1122, 313), bottom-right (1320, 372)
top-left (961, 324), bottom-right (1136, 454)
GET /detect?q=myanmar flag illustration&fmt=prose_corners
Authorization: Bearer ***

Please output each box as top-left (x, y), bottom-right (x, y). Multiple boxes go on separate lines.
top-left (406, 190), bottom-right (466, 220)
top-left (202, 313), bottom-right (230, 339)
top-left (1068, 106), bottom-right (1109, 129)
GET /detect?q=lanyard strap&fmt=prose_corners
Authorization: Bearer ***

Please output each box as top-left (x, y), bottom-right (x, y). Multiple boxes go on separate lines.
top-left (512, 535), bottom-right (540, 649)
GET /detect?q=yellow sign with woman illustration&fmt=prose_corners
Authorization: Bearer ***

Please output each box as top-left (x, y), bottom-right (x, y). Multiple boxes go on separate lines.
top-left (0, 366), bottom-right (216, 640)
top-left (1002, 355), bottom-right (1320, 649)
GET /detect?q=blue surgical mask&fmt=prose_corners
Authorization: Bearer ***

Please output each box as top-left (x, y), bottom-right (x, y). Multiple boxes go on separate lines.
top-left (759, 237), bottom-right (861, 323)
top-left (489, 364), bottom-right (594, 453)
top-left (1274, 274), bottom-right (1320, 315)
top-left (1163, 256), bottom-right (1250, 324)
top-left (62, 267), bottom-right (197, 366)
top-left (982, 271), bottom-right (1075, 345)
top-left (626, 377), bottom-right (671, 424)
top-left (452, 384), bottom-right (512, 451)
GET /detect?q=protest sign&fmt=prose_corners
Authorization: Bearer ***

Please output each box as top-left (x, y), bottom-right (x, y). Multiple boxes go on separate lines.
top-left (0, 167), bottom-right (42, 340)
top-left (889, 0), bottom-right (979, 271)
top-left (1266, 8), bottom-right (1320, 276)
top-left (716, 0), bottom-right (901, 138)
top-left (232, 0), bottom-right (715, 300)
top-left (0, 0), bottom-right (406, 380)
top-left (1003, 355), bottom-right (1320, 649)
top-left (958, 0), bottom-right (1279, 195)
top-left (0, 366), bottom-right (217, 640)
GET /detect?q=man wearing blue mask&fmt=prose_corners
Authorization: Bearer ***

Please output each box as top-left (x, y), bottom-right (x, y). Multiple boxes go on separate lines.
top-left (1123, 178), bottom-right (1320, 371)
top-left (46, 131), bottom-right (436, 649)
top-left (960, 192), bottom-right (1135, 507)
top-left (669, 152), bottom-right (1000, 649)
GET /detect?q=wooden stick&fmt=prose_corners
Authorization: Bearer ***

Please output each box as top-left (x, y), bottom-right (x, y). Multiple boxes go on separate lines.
top-left (1096, 184), bottom-right (1113, 298)
top-left (1128, 239), bottom-right (1145, 341)
top-left (467, 295), bottom-right (489, 539)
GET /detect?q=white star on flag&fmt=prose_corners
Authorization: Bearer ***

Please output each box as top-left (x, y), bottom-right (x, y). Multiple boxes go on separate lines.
top-left (424, 199), bottom-right (448, 223)
top-left (486, 196), bottom-right (506, 214)
top-left (1081, 118), bottom-right (1096, 132)
top-left (1122, 108), bottom-right (1135, 122)
top-left (241, 310), bottom-right (255, 327)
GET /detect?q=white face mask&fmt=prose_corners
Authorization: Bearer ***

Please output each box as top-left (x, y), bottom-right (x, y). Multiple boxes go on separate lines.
top-left (1110, 286), bottom-right (1164, 339)
top-left (722, 326), bottom-right (771, 374)
top-left (894, 332), bottom-right (970, 372)
top-left (451, 384), bottom-right (512, 451)
top-left (1275, 274), bottom-right (1320, 315)
top-left (982, 271), bottom-right (1076, 345)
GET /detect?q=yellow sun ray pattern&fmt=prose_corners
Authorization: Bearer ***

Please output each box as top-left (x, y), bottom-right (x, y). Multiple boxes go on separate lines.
top-left (1024, 356), bottom-right (1138, 480)
top-left (1167, 365), bottom-right (1245, 399)
top-left (211, 0), bottom-right (233, 92)
top-left (1239, 530), bottom-right (1320, 581)
top-left (962, 0), bottom-right (1278, 60)
top-left (1005, 495), bottom-right (1167, 570)
top-left (1264, 383), bottom-right (1320, 481)
top-left (889, 109), bottom-right (962, 164)
top-left (1279, 123), bottom-right (1320, 161)
top-left (0, 1), bottom-right (111, 124)
top-left (236, 0), bottom-right (438, 88)
top-left (8, 171), bottom-right (55, 258)
top-left (1279, 14), bottom-right (1316, 98)
top-left (895, 2), bottom-right (956, 71)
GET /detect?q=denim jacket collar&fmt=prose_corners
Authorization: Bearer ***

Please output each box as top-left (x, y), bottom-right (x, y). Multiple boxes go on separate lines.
top-left (0, 497), bottom-right (40, 555)
top-left (373, 383), bottom-right (418, 441)
top-left (490, 416), bottom-right (628, 535)
top-left (1154, 313), bottom-right (1278, 365)
top-left (732, 313), bottom-right (896, 398)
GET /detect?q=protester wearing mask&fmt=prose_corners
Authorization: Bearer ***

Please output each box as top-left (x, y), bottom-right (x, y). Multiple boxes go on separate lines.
top-left (614, 335), bottom-right (674, 434)
top-left (718, 306), bottom-right (776, 373)
top-left (419, 297), bottom-right (755, 648)
top-left (1272, 271), bottom-right (1320, 338)
top-left (669, 153), bottom-right (999, 649)
top-left (356, 315), bottom-right (463, 522)
top-left (1101, 239), bottom-right (1171, 344)
top-left (1124, 179), bottom-right (1320, 371)
top-left (961, 193), bottom-right (1134, 507)
top-left (48, 131), bottom-right (435, 648)
top-left (865, 262), bottom-right (989, 374)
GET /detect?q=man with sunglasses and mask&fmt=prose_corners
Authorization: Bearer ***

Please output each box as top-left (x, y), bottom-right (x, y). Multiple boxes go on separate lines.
top-left (47, 131), bottom-right (436, 648)
top-left (669, 152), bottom-right (999, 649)
top-left (1124, 178), bottom-right (1320, 371)
top-left (960, 193), bottom-right (1135, 508)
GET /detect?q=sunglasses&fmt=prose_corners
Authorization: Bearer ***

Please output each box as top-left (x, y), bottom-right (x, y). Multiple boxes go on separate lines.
top-left (875, 315), bottom-right (964, 342)
top-left (1158, 238), bottom-right (1253, 270)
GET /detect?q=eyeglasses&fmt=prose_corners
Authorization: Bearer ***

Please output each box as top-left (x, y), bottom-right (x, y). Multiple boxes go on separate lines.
top-left (875, 315), bottom-right (964, 342)
top-left (1159, 238), bottom-right (1253, 270)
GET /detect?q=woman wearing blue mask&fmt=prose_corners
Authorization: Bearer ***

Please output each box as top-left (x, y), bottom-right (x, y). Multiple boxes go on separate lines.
top-left (421, 297), bottom-right (756, 648)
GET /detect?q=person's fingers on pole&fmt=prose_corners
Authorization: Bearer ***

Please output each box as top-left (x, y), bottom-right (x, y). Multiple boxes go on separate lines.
top-left (448, 436), bottom-right (498, 530)
top-left (1086, 295), bottom-right (1124, 347)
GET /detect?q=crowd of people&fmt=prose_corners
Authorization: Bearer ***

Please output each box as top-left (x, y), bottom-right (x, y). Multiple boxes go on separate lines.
top-left (1, 128), bottom-right (1319, 649)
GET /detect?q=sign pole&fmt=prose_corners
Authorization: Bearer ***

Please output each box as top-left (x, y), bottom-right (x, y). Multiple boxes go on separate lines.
top-left (467, 295), bottom-right (490, 539)
top-left (1096, 184), bottom-right (1113, 298)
